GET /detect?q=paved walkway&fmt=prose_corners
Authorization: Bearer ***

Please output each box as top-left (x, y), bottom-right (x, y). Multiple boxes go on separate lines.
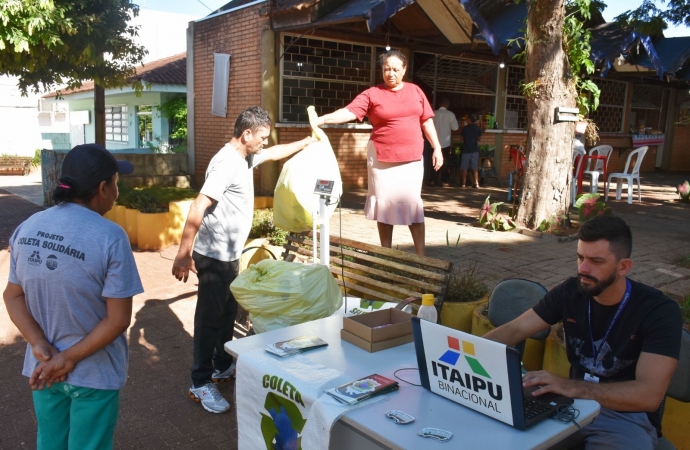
top-left (1, 170), bottom-right (689, 449)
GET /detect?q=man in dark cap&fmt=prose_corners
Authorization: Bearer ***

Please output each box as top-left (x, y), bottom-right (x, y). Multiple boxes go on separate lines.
top-left (3, 144), bottom-right (143, 449)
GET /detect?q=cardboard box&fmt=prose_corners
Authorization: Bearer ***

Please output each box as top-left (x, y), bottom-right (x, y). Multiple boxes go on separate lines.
top-left (341, 309), bottom-right (414, 352)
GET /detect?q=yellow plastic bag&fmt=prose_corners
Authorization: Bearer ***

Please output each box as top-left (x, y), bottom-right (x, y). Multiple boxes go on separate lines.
top-left (230, 259), bottom-right (343, 333)
top-left (273, 106), bottom-right (343, 232)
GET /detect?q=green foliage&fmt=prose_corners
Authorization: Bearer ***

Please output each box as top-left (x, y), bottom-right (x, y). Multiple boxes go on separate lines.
top-left (31, 149), bottom-right (41, 166)
top-left (563, 0), bottom-right (601, 116)
top-left (680, 294), bottom-right (690, 327)
top-left (249, 209), bottom-right (289, 246)
top-left (506, 0), bottom-right (601, 117)
top-left (574, 193), bottom-right (611, 222)
top-left (614, 0), bottom-right (685, 35)
top-left (117, 185), bottom-right (197, 211)
top-left (677, 180), bottom-right (690, 203)
top-left (158, 95), bottom-right (188, 141)
top-left (0, 0), bottom-right (147, 95)
top-left (538, 214), bottom-right (570, 235)
top-left (675, 255), bottom-right (690, 269)
top-left (478, 195), bottom-right (516, 231)
top-left (445, 262), bottom-right (490, 303)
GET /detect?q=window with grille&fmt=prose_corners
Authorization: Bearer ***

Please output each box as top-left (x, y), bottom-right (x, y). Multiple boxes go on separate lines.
top-left (504, 66), bottom-right (528, 129)
top-left (588, 78), bottom-right (627, 133)
top-left (106, 105), bottom-right (129, 142)
top-left (281, 35), bottom-right (373, 122)
top-left (630, 84), bottom-right (667, 133)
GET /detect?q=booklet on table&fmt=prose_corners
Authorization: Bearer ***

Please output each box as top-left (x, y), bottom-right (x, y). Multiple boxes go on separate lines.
top-left (264, 335), bottom-right (328, 357)
top-left (326, 374), bottom-right (399, 405)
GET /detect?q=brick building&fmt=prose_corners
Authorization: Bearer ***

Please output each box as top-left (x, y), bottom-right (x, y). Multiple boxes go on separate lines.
top-left (186, 0), bottom-right (690, 193)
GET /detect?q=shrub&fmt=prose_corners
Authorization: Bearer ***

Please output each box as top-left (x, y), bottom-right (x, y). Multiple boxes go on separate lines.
top-left (249, 209), bottom-right (289, 246)
top-left (445, 262), bottom-right (490, 303)
top-left (478, 195), bottom-right (515, 231)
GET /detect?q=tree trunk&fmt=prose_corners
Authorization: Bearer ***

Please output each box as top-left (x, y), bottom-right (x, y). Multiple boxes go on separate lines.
top-left (94, 84), bottom-right (105, 146)
top-left (516, 0), bottom-right (577, 230)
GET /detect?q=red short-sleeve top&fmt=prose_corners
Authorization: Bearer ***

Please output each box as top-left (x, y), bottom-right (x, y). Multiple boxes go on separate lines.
top-left (346, 83), bottom-right (434, 163)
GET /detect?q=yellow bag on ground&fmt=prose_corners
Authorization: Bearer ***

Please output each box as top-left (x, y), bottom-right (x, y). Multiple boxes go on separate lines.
top-left (230, 259), bottom-right (343, 333)
top-left (273, 106), bottom-right (343, 232)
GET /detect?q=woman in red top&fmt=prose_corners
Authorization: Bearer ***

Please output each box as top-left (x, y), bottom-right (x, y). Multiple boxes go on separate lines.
top-left (315, 50), bottom-right (443, 256)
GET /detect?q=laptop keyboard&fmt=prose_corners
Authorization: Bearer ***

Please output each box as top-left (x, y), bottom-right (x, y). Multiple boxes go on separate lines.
top-left (523, 397), bottom-right (552, 420)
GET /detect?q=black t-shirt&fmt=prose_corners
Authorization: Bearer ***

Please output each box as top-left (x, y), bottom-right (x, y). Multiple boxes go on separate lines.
top-left (533, 277), bottom-right (682, 435)
top-left (460, 124), bottom-right (482, 153)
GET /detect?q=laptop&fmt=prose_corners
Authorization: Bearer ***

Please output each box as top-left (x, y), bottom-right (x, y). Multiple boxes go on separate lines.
top-left (411, 317), bottom-right (573, 430)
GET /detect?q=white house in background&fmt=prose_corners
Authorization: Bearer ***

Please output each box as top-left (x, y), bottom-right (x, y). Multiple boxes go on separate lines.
top-left (41, 53), bottom-right (186, 151)
top-left (1, 8), bottom-right (194, 154)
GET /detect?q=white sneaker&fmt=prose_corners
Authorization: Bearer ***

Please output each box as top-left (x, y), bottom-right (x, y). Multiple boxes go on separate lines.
top-left (188, 383), bottom-right (230, 413)
top-left (211, 363), bottom-right (236, 383)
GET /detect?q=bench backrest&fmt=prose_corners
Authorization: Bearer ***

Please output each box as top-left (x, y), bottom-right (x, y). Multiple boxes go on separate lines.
top-left (282, 232), bottom-right (453, 305)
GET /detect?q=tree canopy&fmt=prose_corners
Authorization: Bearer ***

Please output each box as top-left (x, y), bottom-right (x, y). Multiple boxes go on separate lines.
top-left (614, 0), bottom-right (690, 35)
top-left (0, 0), bottom-right (147, 95)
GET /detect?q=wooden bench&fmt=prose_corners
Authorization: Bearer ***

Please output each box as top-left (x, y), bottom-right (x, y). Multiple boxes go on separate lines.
top-left (282, 232), bottom-right (453, 309)
top-left (233, 232), bottom-right (453, 337)
top-left (0, 157), bottom-right (32, 176)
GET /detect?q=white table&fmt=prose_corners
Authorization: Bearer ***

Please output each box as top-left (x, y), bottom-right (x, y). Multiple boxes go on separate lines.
top-left (225, 315), bottom-right (600, 450)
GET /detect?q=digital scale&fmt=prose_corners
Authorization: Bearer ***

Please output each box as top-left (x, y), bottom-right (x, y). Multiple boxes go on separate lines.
top-left (312, 179), bottom-right (338, 265)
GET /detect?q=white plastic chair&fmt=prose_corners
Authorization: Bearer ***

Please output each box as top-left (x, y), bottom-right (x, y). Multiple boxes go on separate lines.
top-left (571, 144), bottom-right (586, 205)
top-left (605, 146), bottom-right (648, 204)
top-left (583, 145), bottom-right (613, 193)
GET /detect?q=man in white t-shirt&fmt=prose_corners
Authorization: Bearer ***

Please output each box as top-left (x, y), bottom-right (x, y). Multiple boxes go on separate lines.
top-left (172, 107), bottom-right (315, 413)
top-left (432, 98), bottom-right (459, 186)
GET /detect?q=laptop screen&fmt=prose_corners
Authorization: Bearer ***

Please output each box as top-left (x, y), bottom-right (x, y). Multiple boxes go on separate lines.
top-left (413, 318), bottom-right (518, 426)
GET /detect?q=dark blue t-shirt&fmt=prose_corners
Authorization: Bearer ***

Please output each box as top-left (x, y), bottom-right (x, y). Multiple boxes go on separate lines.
top-left (460, 123), bottom-right (482, 153)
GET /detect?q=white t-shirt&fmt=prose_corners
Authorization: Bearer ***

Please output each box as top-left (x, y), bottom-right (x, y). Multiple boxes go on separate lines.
top-left (433, 107), bottom-right (459, 148)
top-left (9, 202), bottom-right (143, 390)
top-left (194, 143), bottom-right (267, 262)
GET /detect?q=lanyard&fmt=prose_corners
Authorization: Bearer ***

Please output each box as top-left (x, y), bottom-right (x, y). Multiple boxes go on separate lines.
top-left (587, 278), bottom-right (632, 374)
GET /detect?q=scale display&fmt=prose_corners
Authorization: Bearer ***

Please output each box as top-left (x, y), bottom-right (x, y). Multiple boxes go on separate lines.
top-left (314, 179), bottom-right (335, 195)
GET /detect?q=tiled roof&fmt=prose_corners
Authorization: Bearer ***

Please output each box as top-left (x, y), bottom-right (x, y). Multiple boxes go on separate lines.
top-left (44, 53), bottom-right (186, 97)
top-left (274, 0), bottom-right (321, 13)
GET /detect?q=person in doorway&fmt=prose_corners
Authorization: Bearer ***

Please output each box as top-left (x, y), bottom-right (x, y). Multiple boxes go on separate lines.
top-left (432, 98), bottom-right (459, 187)
top-left (314, 50), bottom-right (443, 256)
top-left (171, 106), bottom-right (315, 414)
top-left (4, 144), bottom-right (143, 450)
top-left (459, 113), bottom-right (482, 188)
top-left (484, 215), bottom-right (682, 449)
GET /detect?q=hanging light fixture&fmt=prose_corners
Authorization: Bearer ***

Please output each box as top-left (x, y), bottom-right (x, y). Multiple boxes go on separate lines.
top-left (385, 32), bottom-right (391, 51)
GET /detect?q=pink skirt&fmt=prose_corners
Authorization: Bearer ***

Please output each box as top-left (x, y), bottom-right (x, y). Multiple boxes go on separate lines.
top-left (364, 140), bottom-right (425, 225)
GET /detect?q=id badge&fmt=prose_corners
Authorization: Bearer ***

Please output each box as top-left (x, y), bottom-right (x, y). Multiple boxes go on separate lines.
top-left (584, 373), bottom-right (600, 383)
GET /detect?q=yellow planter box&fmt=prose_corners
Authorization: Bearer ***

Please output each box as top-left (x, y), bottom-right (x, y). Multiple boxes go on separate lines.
top-left (542, 325), bottom-right (570, 378)
top-left (137, 211), bottom-right (172, 250)
top-left (103, 206), bottom-right (118, 222)
top-left (254, 196), bottom-right (274, 209)
top-left (240, 238), bottom-right (282, 272)
top-left (470, 303), bottom-right (545, 371)
top-left (124, 208), bottom-right (138, 246)
top-left (168, 199), bottom-right (193, 245)
top-left (114, 205), bottom-right (127, 229)
top-left (440, 297), bottom-right (488, 333)
top-left (662, 398), bottom-right (690, 449)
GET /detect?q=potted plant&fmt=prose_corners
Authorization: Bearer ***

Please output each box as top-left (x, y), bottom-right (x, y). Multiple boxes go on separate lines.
top-left (135, 192), bottom-right (171, 250)
top-left (439, 262), bottom-right (490, 333)
top-left (240, 209), bottom-right (288, 272)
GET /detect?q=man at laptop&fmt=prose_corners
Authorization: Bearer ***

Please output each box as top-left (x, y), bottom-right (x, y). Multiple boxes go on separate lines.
top-left (484, 215), bottom-right (681, 449)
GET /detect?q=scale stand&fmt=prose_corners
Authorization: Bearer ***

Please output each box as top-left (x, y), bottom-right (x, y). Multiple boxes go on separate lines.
top-left (312, 179), bottom-right (337, 266)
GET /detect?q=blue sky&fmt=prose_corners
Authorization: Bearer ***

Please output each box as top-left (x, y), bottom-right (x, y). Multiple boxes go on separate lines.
top-left (136, 0), bottom-right (688, 36)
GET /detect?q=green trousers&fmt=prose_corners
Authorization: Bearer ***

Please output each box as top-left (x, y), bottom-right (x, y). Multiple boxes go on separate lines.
top-left (32, 382), bottom-right (120, 450)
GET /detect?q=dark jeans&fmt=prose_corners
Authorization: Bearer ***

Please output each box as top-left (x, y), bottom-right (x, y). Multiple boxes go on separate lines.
top-left (191, 251), bottom-right (239, 386)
